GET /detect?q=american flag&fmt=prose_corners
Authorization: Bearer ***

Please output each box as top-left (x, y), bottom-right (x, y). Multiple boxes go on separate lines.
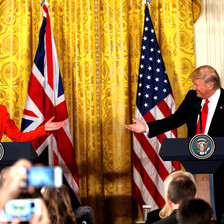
top-left (133, 5), bottom-right (179, 211)
top-left (21, 6), bottom-right (80, 203)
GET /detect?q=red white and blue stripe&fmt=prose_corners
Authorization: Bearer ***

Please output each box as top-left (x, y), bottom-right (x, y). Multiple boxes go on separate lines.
top-left (133, 5), bottom-right (179, 211)
top-left (21, 6), bottom-right (80, 203)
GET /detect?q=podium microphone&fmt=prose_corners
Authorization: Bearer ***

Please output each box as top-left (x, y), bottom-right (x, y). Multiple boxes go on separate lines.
top-left (196, 102), bottom-right (202, 134)
top-left (76, 206), bottom-right (94, 224)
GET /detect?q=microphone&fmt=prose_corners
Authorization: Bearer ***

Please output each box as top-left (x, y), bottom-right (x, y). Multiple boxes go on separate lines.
top-left (76, 206), bottom-right (94, 224)
top-left (196, 102), bottom-right (202, 134)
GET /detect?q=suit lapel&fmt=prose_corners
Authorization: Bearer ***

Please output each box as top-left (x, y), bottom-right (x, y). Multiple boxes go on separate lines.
top-left (209, 88), bottom-right (224, 135)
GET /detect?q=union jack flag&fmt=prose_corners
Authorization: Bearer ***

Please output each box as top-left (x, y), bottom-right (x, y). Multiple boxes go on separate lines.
top-left (21, 6), bottom-right (80, 203)
top-left (133, 5), bottom-right (179, 212)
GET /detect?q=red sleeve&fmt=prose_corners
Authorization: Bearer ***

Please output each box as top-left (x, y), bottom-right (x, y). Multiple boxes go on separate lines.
top-left (1, 105), bottom-right (46, 142)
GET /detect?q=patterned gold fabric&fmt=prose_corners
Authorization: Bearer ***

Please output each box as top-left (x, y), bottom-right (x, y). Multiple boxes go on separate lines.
top-left (0, 0), bottom-right (200, 223)
top-left (193, 0), bottom-right (202, 23)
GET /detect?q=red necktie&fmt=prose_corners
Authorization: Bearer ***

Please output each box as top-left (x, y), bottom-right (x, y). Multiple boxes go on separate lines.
top-left (196, 99), bottom-right (209, 134)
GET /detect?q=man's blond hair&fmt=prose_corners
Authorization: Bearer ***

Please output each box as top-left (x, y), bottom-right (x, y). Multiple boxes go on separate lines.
top-left (190, 65), bottom-right (221, 89)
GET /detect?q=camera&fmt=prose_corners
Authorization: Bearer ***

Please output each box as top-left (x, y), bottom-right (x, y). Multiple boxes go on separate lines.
top-left (2, 198), bottom-right (41, 222)
top-left (20, 166), bottom-right (63, 188)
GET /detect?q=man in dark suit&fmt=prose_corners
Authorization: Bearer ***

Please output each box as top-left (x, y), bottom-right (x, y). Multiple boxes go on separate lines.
top-left (152, 175), bottom-right (197, 224)
top-left (125, 65), bottom-right (224, 137)
top-left (125, 65), bottom-right (224, 223)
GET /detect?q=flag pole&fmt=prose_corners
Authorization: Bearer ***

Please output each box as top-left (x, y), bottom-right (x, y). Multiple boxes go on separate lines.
top-left (142, 0), bottom-right (152, 5)
top-left (40, 0), bottom-right (49, 6)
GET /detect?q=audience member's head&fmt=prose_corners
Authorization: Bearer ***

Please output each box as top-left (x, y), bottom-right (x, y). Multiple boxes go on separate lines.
top-left (76, 206), bottom-right (94, 224)
top-left (176, 198), bottom-right (212, 224)
top-left (167, 175), bottom-right (197, 210)
top-left (41, 184), bottom-right (76, 224)
top-left (159, 170), bottom-right (196, 219)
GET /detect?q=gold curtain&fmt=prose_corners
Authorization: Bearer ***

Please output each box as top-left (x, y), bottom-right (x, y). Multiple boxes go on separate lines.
top-left (0, 0), bottom-right (200, 223)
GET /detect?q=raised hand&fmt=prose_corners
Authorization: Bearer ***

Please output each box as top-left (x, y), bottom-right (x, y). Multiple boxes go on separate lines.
top-left (44, 116), bottom-right (66, 131)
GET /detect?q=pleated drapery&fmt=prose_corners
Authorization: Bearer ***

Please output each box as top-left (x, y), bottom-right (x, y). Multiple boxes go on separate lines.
top-left (0, 0), bottom-right (200, 223)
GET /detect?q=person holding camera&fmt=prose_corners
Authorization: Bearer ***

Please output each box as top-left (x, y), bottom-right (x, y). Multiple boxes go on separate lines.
top-left (0, 159), bottom-right (34, 209)
top-left (0, 159), bottom-right (51, 224)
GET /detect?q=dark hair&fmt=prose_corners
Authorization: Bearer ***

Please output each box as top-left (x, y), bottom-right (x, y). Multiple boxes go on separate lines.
top-left (76, 206), bottom-right (94, 224)
top-left (167, 175), bottom-right (196, 204)
top-left (177, 198), bottom-right (212, 224)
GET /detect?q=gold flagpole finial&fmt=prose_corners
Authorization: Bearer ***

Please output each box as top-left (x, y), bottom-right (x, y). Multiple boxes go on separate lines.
top-left (142, 0), bottom-right (152, 5)
top-left (40, 0), bottom-right (49, 7)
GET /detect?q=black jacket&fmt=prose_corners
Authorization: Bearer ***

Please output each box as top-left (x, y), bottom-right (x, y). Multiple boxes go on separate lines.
top-left (147, 89), bottom-right (224, 138)
top-left (152, 210), bottom-right (177, 224)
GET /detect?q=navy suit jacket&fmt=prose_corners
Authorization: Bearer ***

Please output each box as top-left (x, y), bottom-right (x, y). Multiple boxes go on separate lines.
top-left (147, 89), bottom-right (224, 138)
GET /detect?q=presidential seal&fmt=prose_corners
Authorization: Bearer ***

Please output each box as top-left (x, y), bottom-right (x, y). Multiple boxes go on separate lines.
top-left (189, 134), bottom-right (215, 159)
top-left (0, 143), bottom-right (4, 161)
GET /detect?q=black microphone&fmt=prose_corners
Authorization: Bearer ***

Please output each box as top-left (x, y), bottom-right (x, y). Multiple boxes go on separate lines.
top-left (76, 206), bottom-right (94, 224)
top-left (196, 102), bottom-right (202, 134)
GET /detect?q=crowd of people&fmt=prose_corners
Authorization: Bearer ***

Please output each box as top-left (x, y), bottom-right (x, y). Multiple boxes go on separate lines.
top-left (145, 170), bottom-right (215, 224)
top-left (0, 158), bottom-right (217, 224)
top-left (145, 170), bottom-right (196, 223)
top-left (0, 159), bottom-right (94, 224)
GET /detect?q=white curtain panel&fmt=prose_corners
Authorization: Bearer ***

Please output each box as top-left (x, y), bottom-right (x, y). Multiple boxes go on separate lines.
top-left (194, 0), bottom-right (224, 84)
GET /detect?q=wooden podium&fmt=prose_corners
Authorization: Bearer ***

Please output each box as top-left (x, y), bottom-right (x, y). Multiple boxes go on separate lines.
top-left (159, 137), bottom-right (224, 222)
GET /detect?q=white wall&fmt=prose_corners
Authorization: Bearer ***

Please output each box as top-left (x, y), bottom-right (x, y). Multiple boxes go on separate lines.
top-left (194, 0), bottom-right (224, 83)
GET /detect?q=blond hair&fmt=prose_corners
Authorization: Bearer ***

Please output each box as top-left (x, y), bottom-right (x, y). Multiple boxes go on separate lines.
top-left (190, 65), bottom-right (221, 89)
top-left (159, 170), bottom-right (196, 219)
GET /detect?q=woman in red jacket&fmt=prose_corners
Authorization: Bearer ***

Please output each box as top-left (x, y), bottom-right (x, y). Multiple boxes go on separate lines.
top-left (0, 105), bottom-right (65, 142)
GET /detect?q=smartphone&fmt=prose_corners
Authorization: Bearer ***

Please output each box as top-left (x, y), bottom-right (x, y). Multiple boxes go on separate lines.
top-left (3, 198), bottom-right (41, 222)
top-left (26, 166), bottom-right (63, 188)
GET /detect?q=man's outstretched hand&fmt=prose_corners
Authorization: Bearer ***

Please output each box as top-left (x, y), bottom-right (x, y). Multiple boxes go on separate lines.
top-left (125, 118), bottom-right (147, 133)
top-left (45, 116), bottom-right (66, 131)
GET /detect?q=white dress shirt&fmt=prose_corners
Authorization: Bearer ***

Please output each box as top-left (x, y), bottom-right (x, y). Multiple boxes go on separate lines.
top-left (199, 88), bottom-right (221, 135)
